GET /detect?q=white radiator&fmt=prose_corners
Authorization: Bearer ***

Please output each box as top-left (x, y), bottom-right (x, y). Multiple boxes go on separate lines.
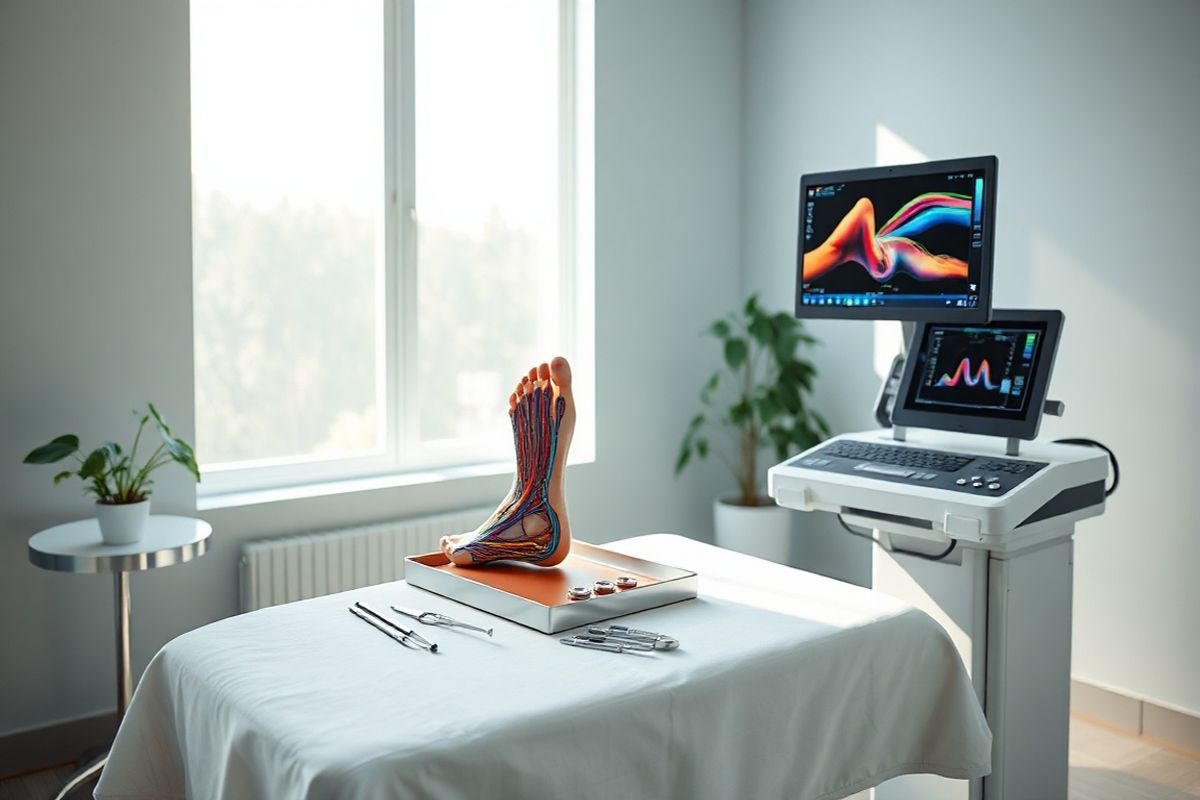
top-left (239, 506), bottom-right (490, 612)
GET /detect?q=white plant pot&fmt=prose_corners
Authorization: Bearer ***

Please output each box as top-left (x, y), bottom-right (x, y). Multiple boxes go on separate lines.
top-left (96, 500), bottom-right (150, 545)
top-left (713, 497), bottom-right (792, 563)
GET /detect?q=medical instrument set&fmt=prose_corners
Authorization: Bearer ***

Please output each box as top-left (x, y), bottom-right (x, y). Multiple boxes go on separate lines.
top-left (560, 623), bottom-right (680, 654)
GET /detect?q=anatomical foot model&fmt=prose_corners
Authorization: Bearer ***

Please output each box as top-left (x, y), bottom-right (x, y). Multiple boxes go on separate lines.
top-left (440, 357), bottom-right (575, 567)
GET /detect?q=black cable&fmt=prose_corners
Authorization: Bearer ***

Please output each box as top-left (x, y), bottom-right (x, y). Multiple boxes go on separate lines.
top-left (1052, 437), bottom-right (1120, 497)
top-left (836, 513), bottom-right (958, 562)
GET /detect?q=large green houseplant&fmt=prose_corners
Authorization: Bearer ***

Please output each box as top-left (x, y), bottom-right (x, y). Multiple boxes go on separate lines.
top-left (676, 295), bottom-right (829, 558)
top-left (24, 403), bottom-right (200, 544)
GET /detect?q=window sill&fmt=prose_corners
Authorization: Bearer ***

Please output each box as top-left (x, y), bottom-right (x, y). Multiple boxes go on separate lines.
top-left (196, 460), bottom-right (518, 511)
top-left (196, 450), bottom-right (596, 511)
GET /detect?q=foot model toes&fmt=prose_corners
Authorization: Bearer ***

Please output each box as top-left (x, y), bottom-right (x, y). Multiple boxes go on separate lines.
top-left (550, 356), bottom-right (572, 389)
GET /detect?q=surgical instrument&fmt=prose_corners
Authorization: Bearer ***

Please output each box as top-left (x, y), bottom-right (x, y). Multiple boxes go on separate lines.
top-left (575, 632), bottom-right (655, 651)
top-left (355, 602), bottom-right (438, 652)
top-left (391, 605), bottom-right (494, 637)
top-left (589, 625), bottom-right (680, 650)
top-left (609, 623), bottom-right (674, 641)
top-left (349, 606), bottom-right (421, 649)
top-left (560, 636), bottom-right (630, 654)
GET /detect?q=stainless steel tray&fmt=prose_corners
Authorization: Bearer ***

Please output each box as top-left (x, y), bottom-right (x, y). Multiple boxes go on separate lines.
top-left (404, 541), bottom-right (698, 634)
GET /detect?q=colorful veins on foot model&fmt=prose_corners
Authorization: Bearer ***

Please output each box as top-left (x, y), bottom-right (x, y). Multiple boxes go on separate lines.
top-left (440, 358), bottom-right (575, 568)
top-left (803, 193), bottom-right (972, 283)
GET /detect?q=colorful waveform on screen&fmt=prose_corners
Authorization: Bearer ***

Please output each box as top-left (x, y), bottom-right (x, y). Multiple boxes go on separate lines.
top-left (803, 192), bottom-right (972, 283)
top-left (936, 358), bottom-right (998, 391)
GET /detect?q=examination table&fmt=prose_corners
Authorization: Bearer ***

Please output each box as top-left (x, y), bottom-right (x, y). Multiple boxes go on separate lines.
top-left (95, 534), bottom-right (991, 800)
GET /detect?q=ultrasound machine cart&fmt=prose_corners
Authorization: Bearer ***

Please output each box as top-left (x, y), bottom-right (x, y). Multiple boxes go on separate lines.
top-left (773, 157), bottom-right (1113, 800)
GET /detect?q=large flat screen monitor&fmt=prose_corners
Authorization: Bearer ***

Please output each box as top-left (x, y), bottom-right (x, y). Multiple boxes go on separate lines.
top-left (795, 156), bottom-right (997, 321)
top-left (891, 309), bottom-right (1064, 440)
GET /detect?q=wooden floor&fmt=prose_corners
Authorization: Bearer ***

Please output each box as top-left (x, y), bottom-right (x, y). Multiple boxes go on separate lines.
top-left (2, 715), bottom-right (1197, 799)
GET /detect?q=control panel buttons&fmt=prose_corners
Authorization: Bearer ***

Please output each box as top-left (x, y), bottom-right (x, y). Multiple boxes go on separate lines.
top-left (920, 473), bottom-right (937, 480)
top-left (955, 478), bottom-right (968, 486)
top-left (988, 482), bottom-right (1002, 491)
top-left (972, 481), bottom-right (985, 488)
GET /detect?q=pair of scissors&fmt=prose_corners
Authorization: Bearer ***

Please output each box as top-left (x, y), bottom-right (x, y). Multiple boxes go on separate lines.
top-left (391, 605), bottom-right (494, 637)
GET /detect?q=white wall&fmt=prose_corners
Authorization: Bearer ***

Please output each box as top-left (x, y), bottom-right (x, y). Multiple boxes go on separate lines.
top-left (0, 0), bottom-right (743, 738)
top-left (742, 0), bottom-right (1200, 713)
top-left (0, 0), bottom-right (197, 735)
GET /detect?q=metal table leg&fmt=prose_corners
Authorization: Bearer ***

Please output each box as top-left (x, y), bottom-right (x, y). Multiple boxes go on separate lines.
top-left (50, 571), bottom-right (130, 800)
top-left (115, 571), bottom-right (131, 715)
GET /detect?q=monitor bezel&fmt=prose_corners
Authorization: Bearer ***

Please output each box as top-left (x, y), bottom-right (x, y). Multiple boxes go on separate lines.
top-left (891, 308), bottom-right (1065, 440)
top-left (794, 155), bottom-right (998, 322)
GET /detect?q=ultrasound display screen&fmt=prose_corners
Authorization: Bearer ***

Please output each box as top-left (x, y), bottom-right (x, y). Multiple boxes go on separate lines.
top-left (905, 322), bottom-right (1046, 420)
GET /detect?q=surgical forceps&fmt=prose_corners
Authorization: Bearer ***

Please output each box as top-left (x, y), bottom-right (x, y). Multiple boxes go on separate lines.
top-left (391, 605), bottom-right (495, 637)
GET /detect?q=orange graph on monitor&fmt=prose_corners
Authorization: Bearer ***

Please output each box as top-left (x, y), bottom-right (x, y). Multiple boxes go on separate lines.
top-left (803, 193), bottom-right (971, 282)
top-left (935, 357), bottom-right (997, 391)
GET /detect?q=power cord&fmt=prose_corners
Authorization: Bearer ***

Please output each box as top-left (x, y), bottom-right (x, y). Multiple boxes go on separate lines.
top-left (1052, 437), bottom-right (1120, 497)
top-left (836, 513), bottom-right (958, 562)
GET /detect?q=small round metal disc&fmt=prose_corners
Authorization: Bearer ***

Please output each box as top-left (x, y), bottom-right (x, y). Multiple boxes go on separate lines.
top-left (615, 576), bottom-right (638, 589)
top-left (593, 580), bottom-right (616, 595)
top-left (568, 586), bottom-right (592, 600)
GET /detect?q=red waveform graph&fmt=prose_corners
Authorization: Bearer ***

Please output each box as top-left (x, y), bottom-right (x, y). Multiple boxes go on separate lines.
top-left (936, 358), bottom-right (998, 391)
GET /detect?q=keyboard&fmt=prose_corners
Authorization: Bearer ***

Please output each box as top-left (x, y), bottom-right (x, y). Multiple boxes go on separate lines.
top-left (821, 440), bottom-right (973, 472)
top-left (786, 438), bottom-right (1048, 496)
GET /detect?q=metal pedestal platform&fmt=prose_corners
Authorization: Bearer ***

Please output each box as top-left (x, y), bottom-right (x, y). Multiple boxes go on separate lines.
top-left (872, 527), bottom-right (1074, 800)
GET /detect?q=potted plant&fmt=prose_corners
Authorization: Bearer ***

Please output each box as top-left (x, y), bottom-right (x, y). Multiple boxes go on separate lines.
top-left (675, 295), bottom-right (830, 562)
top-left (24, 403), bottom-right (200, 545)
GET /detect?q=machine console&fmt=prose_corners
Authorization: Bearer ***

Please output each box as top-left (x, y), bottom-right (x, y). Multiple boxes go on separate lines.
top-left (789, 439), bottom-right (1046, 497)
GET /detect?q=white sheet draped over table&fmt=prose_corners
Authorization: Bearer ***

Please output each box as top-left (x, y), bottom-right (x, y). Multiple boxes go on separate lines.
top-left (96, 534), bottom-right (990, 800)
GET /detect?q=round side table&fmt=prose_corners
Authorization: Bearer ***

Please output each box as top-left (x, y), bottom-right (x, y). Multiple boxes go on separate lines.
top-left (28, 515), bottom-right (212, 800)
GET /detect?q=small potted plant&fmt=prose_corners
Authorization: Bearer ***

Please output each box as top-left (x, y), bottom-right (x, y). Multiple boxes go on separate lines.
top-left (675, 295), bottom-right (829, 562)
top-left (24, 403), bottom-right (200, 545)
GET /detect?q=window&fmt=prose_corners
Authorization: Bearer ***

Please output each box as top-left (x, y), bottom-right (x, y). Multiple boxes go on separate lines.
top-left (191, 0), bottom-right (593, 496)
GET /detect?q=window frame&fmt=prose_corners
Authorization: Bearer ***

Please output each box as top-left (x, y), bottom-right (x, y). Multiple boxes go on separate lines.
top-left (195, 0), bottom-right (594, 501)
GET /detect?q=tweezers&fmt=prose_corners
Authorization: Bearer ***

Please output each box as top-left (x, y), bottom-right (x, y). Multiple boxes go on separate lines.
top-left (391, 605), bottom-right (494, 637)
top-left (354, 602), bottom-right (438, 652)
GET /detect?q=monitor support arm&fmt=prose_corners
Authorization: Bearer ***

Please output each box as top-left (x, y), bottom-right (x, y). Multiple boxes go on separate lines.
top-left (1005, 400), bottom-right (1066, 455)
top-left (874, 321), bottom-right (917, 429)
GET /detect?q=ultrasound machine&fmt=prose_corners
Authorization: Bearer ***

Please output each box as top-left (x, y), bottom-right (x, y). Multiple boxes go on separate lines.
top-left (769, 156), bottom-right (1116, 800)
